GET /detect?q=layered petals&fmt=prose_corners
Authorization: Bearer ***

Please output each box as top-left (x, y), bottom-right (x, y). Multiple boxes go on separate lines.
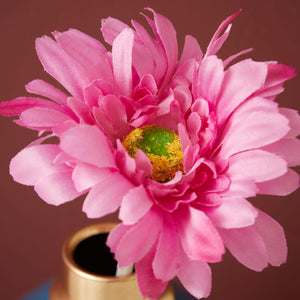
top-left (135, 245), bottom-right (168, 300)
top-left (19, 107), bottom-right (71, 130)
top-left (82, 171), bottom-right (134, 218)
top-left (219, 226), bottom-right (269, 271)
top-left (1, 8), bottom-right (299, 300)
top-left (216, 59), bottom-right (268, 126)
top-left (10, 144), bottom-right (80, 205)
top-left (177, 252), bottom-right (212, 299)
top-left (119, 185), bottom-right (153, 225)
top-left (35, 36), bottom-right (91, 99)
top-left (107, 208), bottom-right (162, 267)
top-left (0, 97), bottom-right (65, 117)
top-left (257, 169), bottom-right (300, 196)
top-left (152, 216), bottom-right (180, 281)
top-left (219, 97), bottom-right (290, 158)
top-left (176, 207), bottom-right (225, 262)
top-left (53, 29), bottom-right (113, 82)
top-left (59, 124), bottom-right (116, 168)
top-left (253, 210), bottom-right (287, 266)
top-left (112, 29), bottom-right (134, 97)
top-left (219, 209), bottom-right (287, 270)
top-left (227, 150), bottom-right (288, 183)
top-left (194, 55), bottom-right (224, 104)
top-left (34, 170), bottom-right (81, 205)
top-left (206, 197), bottom-right (258, 229)
top-left (25, 79), bottom-right (68, 106)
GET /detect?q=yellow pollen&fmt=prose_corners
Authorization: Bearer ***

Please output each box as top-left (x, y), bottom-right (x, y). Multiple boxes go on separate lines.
top-left (122, 125), bottom-right (183, 182)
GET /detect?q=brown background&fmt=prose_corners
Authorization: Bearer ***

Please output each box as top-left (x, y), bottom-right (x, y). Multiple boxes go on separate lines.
top-left (0, 0), bottom-right (299, 299)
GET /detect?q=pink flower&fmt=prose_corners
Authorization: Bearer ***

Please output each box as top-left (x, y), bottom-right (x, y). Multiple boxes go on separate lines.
top-left (1, 9), bottom-right (300, 299)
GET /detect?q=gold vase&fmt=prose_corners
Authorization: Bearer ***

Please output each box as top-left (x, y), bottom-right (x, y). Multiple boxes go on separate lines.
top-left (50, 222), bottom-right (175, 300)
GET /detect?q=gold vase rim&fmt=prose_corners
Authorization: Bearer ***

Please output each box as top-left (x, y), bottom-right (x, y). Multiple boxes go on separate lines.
top-left (62, 222), bottom-right (136, 282)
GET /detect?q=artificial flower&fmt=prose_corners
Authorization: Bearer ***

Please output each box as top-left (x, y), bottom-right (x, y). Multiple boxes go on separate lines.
top-left (1, 8), bottom-right (299, 299)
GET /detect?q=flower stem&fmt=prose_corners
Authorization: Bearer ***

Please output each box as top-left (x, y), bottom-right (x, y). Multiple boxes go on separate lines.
top-left (115, 263), bottom-right (134, 277)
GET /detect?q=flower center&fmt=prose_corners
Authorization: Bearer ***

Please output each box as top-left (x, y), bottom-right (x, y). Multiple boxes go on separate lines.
top-left (122, 125), bottom-right (183, 182)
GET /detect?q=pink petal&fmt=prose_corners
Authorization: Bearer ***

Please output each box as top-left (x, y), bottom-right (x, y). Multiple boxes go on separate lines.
top-left (0, 97), bottom-right (63, 117)
top-left (102, 95), bottom-right (130, 138)
top-left (131, 18), bottom-right (167, 81)
top-left (156, 91), bottom-right (174, 116)
top-left (94, 79), bottom-right (114, 95)
top-left (178, 123), bottom-right (191, 153)
top-left (115, 140), bottom-right (137, 178)
top-left (194, 193), bottom-right (223, 207)
top-left (52, 119), bottom-right (78, 136)
top-left (82, 171), bottom-right (134, 218)
top-left (223, 48), bottom-right (253, 67)
top-left (176, 207), bottom-right (225, 262)
top-left (34, 170), bottom-right (81, 205)
top-left (227, 150), bottom-right (288, 183)
top-left (182, 156), bottom-right (203, 183)
top-left (146, 8), bottom-right (178, 73)
top-left (174, 59), bottom-right (195, 85)
top-left (119, 185), bottom-right (153, 225)
top-left (106, 223), bottom-right (131, 253)
top-left (134, 150), bottom-right (153, 176)
top-left (219, 227), bottom-right (268, 271)
top-left (67, 97), bottom-right (94, 124)
top-left (130, 105), bottom-right (158, 128)
top-left (200, 173), bottom-right (230, 193)
top-left (25, 133), bottom-right (56, 148)
top-left (173, 85), bottom-right (192, 114)
top-left (112, 29), bottom-right (134, 97)
top-left (262, 138), bottom-right (300, 167)
top-left (178, 251), bottom-right (212, 299)
top-left (101, 17), bottom-right (131, 45)
top-left (19, 107), bottom-right (71, 129)
top-left (131, 37), bottom-right (156, 78)
top-left (138, 74), bottom-right (158, 95)
top-left (152, 216), bottom-right (180, 281)
top-left (279, 108), bottom-right (300, 138)
top-left (54, 29), bottom-right (113, 82)
top-left (197, 55), bottom-right (224, 104)
top-left (135, 245), bottom-right (168, 300)
top-left (35, 36), bottom-right (90, 99)
top-left (92, 107), bottom-right (115, 140)
top-left (253, 210), bottom-right (287, 266)
top-left (54, 28), bottom-right (106, 52)
top-left (206, 197), bottom-right (258, 229)
top-left (179, 35), bottom-right (203, 65)
top-left (216, 59), bottom-right (268, 126)
top-left (187, 112), bottom-right (201, 143)
top-left (72, 163), bottom-right (115, 192)
top-left (219, 97), bottom-right (290, 158)
top-left (257, 169), bottom-right (300, 196)
top-left (83, 83), bottom-right (102, 108)
top-left (155, 192), bottom-right (197, 213)
top-left (206, 10), bottom-right (241, 56)
top-left (255, 84), bottom-right (285, 99)
top-left (113, 208), bottom-right (162, 267)
top-left (9, 144), bottom-right (67, 185)
top-left (59, 124), bottom-right (116, 168)
top-left (264, 63), bottom-right (296, 88)
top-left (25, 79), bottom-right (68, 106)
top-left (224, 178), bottom-right (258, 198)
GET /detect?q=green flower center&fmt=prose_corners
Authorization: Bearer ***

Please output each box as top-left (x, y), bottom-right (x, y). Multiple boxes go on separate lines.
top-left (122, 125), bottom-right (183, 182)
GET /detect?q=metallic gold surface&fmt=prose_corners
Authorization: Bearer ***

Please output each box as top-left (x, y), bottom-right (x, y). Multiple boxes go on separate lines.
top-left (50, 223), bottom-right (175, 300)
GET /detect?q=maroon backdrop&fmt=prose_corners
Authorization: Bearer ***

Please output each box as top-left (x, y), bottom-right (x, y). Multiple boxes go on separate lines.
top-left (0, 0), bottom-right (299, 299)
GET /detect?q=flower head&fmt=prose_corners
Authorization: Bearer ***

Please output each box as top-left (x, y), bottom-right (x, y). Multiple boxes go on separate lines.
top-left (1, 8), bottom-right (300, 299)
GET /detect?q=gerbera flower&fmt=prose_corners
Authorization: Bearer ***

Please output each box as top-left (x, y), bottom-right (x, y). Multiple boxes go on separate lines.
top-left (1, 8), bottom-right (299, 299)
